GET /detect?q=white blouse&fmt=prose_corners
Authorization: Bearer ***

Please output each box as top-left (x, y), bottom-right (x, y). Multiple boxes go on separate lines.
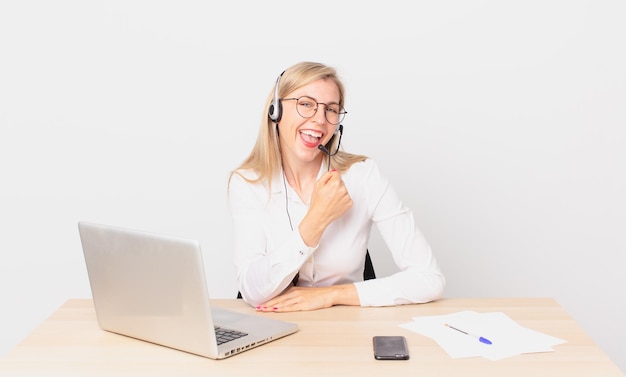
top-left (228, 158), bottom-right (445, 307)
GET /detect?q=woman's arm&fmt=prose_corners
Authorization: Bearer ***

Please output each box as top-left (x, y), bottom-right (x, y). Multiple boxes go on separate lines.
top-left (228, 173), bottom-right (314, 306)
top-left (353, 161), bottom-right (446, 306)
top-left (256, 283), bottom-right (360, 312)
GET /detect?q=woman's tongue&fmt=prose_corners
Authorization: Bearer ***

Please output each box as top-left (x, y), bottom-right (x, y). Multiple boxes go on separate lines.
top-left (300, 130), bottom-right (322, 148)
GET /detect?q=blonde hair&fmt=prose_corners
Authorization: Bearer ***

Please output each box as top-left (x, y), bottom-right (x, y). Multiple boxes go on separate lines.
top-left (230, 62), bottom-right (367, 188)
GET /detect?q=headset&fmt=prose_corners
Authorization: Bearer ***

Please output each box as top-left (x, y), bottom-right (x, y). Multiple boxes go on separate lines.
top-left (268, 71), bottom-right (285, 123)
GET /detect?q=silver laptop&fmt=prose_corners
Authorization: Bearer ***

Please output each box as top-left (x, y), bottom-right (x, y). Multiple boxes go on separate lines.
top-left (78, 221), bottom-right (298, 359)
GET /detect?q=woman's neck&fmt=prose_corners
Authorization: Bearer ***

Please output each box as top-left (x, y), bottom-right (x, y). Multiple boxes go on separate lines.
top-left (281, 157), bottom-right (322, 204)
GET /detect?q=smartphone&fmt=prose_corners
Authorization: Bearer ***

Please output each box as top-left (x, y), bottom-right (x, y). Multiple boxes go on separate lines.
top-left (372, 336), bottom-right (410, 360)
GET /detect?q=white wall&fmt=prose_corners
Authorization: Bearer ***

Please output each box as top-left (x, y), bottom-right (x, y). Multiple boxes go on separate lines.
top-left (1, 0), bottom-right (624, 372)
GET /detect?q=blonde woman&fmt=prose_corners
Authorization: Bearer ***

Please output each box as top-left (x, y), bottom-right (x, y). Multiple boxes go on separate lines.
top-left (228, 62), bottom-right (445, 312)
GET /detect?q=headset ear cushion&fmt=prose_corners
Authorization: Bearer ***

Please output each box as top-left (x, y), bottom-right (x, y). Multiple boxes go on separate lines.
top-left (268, 71), bottom-right (285, 122)
top-left (269, 103), bottom-right (276, 120)
top-left (268, 100), bottom-right (282, 122)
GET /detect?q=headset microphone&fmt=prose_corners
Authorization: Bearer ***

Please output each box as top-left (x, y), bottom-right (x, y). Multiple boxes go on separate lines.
top-left (318, 144), bottom-right (331, 156)
top-left (317, 124), bottom-right (343, 157)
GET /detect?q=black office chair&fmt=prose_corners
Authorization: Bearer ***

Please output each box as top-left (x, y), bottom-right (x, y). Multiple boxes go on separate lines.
top-left (237, 250), bottom-right (376, 299)
top-left (363, 250), bottom-right (376, 281)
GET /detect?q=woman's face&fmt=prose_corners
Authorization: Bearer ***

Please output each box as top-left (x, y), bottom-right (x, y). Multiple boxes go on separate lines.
top-left (277, 78), bottom-right (341, 165)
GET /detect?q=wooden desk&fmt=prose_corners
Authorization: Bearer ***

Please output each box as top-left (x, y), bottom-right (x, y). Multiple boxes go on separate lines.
top-left (0, 298), bottom-right (623, 377)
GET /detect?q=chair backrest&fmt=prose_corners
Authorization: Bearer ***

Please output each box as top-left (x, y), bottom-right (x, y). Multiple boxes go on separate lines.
top-left (237, 250), bottom-right (376, 299)
top-left (363, 250), bottom-right (376, 280)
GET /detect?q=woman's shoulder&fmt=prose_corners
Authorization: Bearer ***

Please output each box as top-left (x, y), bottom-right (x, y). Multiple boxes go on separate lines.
top-left (228, 168), bottom-right (278, 197)
top-left (230, 168), bottom-right (260, 182)
top-left (342, 158), bottom-right (391, 203)
top-left (345, 158), bottom-right (380, 175)
top-left (343, 158), bottom-right (388, 186)
top-left (228, 169), bottom-right (262, 193)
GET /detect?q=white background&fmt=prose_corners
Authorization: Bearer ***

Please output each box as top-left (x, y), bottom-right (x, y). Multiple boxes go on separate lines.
top-left (1, 0), bottom-right (624, 372)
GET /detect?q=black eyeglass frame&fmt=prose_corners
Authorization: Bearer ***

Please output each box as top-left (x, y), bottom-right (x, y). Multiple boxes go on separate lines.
top-left (281, 96), bottom-right (347, 125)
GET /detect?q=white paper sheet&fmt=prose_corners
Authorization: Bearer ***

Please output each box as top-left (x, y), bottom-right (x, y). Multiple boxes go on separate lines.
top-left (399, 311), bottom-right (566, 360)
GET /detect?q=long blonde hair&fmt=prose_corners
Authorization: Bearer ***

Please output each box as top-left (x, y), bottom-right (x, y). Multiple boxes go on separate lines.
top-left (230, 62), bottom-right (367, 188)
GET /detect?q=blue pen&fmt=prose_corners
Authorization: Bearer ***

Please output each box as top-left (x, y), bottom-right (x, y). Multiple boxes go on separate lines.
top-left (445, 323), bottom-right (493, 345)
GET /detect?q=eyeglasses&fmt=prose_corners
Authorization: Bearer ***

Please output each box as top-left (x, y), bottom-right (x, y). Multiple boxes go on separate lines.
top-left (281, 96), bottom-right (347, 125)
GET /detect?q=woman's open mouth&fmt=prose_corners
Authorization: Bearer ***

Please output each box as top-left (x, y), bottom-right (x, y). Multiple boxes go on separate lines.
top-left (299, 129), bottom-right (323, 148)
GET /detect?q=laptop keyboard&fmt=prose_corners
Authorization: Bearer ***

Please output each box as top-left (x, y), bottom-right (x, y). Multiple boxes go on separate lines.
top-left (214, 326), bottom-right (248, 345)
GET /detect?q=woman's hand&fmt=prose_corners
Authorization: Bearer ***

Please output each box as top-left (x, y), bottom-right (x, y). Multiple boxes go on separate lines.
top-left (256, 284), bottom-right (359, 312)
top-left (299, 170), bottom-right (352, 247)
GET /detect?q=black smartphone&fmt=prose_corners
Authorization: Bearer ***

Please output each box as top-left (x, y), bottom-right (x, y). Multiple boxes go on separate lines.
top-left (372, 336), bottom-right (410, 360)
